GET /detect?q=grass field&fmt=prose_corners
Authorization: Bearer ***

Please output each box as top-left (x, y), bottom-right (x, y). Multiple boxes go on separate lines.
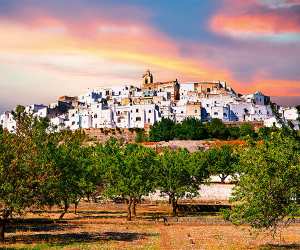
top-left (0, 201), bottom-right (299, 250)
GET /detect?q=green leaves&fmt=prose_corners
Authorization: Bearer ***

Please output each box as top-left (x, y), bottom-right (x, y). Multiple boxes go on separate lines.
top-left (175, 117), bottom-right (207, 140)
top-left (230, 132), bottom-right (300, 232)
top-left (207, 145), bottom-right (239, 183)
top-left (97, 140), bottom-right (157, 200)
top-left (157, 148), bottom-right (209, 215)
top-left (149, 118), bottom-right (176, 141)
top-left (0, 108), bottom-right (56, 217)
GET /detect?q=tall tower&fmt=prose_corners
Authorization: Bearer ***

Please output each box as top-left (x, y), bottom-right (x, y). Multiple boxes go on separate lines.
top-left (142, 70), bottom-right (153, 85)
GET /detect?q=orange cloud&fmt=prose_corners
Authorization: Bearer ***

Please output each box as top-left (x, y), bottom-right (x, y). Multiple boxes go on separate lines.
top-left (238, 78), bottom-right (300, 96)
top-left (210, 0), bottom-right (300, 40)
top-left (0, 4), bottom-right (299, 104)
top-left (0, 12), bottom-right (232, 83)
top-left (211, 13), bottom-right (300, 35)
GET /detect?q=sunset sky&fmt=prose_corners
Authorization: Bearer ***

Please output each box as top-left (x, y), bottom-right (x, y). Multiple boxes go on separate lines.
top-left (0, 0), bottom-right (299, 111)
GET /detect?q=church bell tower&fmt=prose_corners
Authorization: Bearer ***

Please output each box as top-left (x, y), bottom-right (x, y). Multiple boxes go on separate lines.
top-left (142, 70), bottom-right (153, 85)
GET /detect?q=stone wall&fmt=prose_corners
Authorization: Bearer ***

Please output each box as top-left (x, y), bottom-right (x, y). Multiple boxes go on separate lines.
top-left (84, 128), bottom-right (138, 143)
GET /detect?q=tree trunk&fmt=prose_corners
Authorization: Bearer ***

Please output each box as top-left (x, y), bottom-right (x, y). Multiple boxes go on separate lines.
top-left (132, 198), bottom-right (137, 217)
top-left (220, 174), bottom-right (227, 184)
top-left (0, 209), bottom-right (10, 242)
top-left (59, 201), bottom-right (69, 220)
top-left (127, 197), bottom-right (133, 221)
top-left (74, 200), bottom-right (79, 215)
top-left (0, 220), bottom-right (6, 243)
top-left (170, 195), bottom-right (177, 217)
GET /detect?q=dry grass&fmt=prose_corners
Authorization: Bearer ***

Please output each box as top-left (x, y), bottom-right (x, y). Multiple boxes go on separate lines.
top-left (0, 201), bottom-right (299, 250)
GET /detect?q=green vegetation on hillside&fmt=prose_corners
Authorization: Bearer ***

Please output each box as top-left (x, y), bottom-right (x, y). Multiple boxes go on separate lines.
top-left (0, 106), bottom-right (299, 242)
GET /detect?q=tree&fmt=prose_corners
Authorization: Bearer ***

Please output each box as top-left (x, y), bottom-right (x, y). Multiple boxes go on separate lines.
top-left (208, 145), bottom-right (239, 183)
top-left (149, 118), bottom-right (176, 141)
top-left (227, 126), bottom-right (240, 139)
top-left (49, 130), bottom-right (96, 219)
top-left (135, 128), bottom-right (148, 143)
top-left (175, 117), bottom-right (207, 140)
top-left (97, 139), bottom-right (157, 220)
top-left (157, 149), bottom-right (206, 216)
top-left (229, 132), bottom-right (300, 234)
top-left (206, 118), bottom-right (229, 139)
top-left (239, 123), bottom-right (257, 139)
top-left (0, 108), bottom-right (56, 242)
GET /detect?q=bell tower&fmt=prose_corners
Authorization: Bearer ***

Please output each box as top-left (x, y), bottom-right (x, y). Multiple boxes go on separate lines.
top-left (142, 70), bottom-right (153, 85)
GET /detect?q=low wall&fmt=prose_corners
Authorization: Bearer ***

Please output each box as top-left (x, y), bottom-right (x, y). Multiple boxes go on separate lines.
top-left (84, 128), bottom-right (137, 143)
top-left (146, 184), bottom-right (234, 203)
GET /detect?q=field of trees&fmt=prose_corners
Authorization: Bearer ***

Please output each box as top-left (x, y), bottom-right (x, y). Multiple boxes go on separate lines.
top-left (0, 106), bottom-right (299, 249)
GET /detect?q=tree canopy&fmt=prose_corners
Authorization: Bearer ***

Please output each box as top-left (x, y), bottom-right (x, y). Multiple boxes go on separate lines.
top-left (157, 148), bottom-right (209, 216)
top-left (175, 117), bottom-right (207, 140)
top-left (149, 118), bottom-right (176, 142)
top-left (96, 140), bottom-right (157, 220)
top-left (0, 108), bottom-right (56, 241)
top-left (229, 132), bottom-right (300, 233)
top-left (208, 145), bottom-right (239, 183)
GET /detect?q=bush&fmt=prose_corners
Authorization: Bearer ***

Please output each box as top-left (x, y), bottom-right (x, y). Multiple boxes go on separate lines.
top-left (175, 117), bottom-right (207, 140)
top-left (149, 118), bottom-right (176, 141)
top-left (220, 208), bottom-right (231, 221)
top-left (227, 126), bottom-right (240, 139)
top-left (206, 119), bottom-right (229, 139)
top-left (135, 129), bottom-right (148, 143)
top-left (239, 123), bottom-right (256, 139)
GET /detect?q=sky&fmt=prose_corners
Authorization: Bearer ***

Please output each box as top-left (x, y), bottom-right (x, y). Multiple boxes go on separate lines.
top-left (0, 0), bottom-right (300, 112)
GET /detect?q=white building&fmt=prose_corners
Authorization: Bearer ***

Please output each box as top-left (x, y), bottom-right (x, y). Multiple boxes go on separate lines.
top-left (0, 112), bottom-right (16, 133)
top-left (1, 72), bottom-right (298, 131)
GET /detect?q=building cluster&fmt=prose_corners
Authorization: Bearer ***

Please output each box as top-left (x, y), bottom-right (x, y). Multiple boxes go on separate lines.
top-left (1, 70), bottom-right (299, 133)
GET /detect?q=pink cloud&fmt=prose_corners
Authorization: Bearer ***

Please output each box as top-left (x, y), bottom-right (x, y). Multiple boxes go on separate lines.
top-left (210, 0), bottom-right (300, 41)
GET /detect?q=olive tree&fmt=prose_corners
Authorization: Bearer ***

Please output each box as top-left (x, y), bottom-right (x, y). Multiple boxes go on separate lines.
top-left (49, 130), bottom-right (97, 219)
top-left (208, 145), bottom-right (239, 183)
top-left (157, 148), bottom-right (208, 216)
top-left (96, 139), bottom-right (157, 220)
top-left (0, 108), bottom-right (56, 242)
top-left (230, 132), bottom-right (300, 234)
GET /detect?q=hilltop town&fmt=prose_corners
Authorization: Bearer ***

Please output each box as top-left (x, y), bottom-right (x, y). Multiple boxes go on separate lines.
top-left (1, 70), bottom-right (299, 132)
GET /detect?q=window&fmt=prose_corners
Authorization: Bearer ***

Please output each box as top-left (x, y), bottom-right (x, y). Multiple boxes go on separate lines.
top-left (181, 111), bottom-right (184, 114)
top-left (149, 110), bottom-right (152, 113)
top-left (223, 113), bottom-right (227, 117)
top-left (136, 117), bottom-right (141, 121)
top-left (148, 118), bottom-right (151, 123)
top-left (206, 104), bottom-right (209, 107)
top-left (72, 121), bottom-right (75, 125)
top-left (94, 114), bottom-right (97, 118)
top-left (136, 109), bottom-right (139, 113)
top-left (214, 112), bottom-right (218, 115)
top-left (195, 110), bottom-right (197, 113)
